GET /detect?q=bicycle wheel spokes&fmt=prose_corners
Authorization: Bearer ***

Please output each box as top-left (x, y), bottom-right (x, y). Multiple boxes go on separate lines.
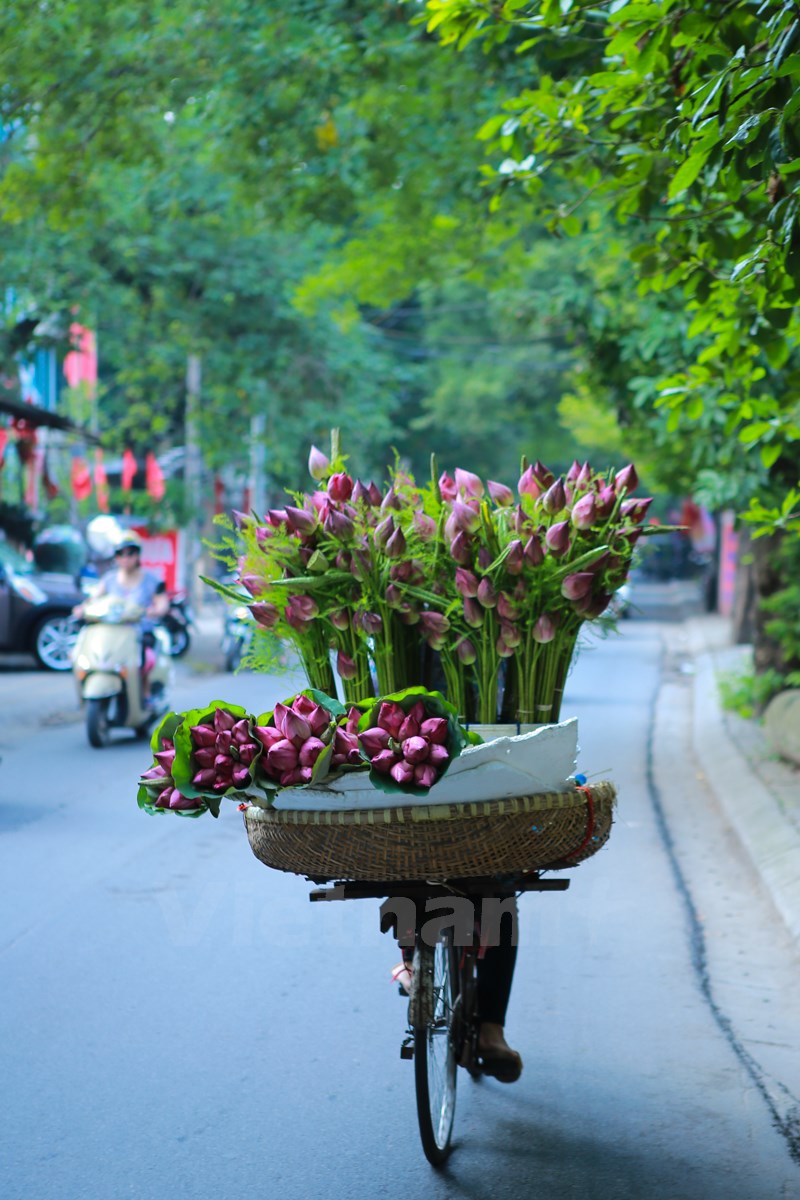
top-left (413, 935), bottom-right (458, 1166)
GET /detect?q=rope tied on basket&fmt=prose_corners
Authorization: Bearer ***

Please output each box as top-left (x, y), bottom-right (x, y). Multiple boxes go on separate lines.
top-left (560, 784), bottom-right (596, 863)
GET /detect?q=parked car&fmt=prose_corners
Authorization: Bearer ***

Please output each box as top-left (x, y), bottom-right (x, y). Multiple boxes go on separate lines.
top-left (0, 540), bottom-right (84, 670)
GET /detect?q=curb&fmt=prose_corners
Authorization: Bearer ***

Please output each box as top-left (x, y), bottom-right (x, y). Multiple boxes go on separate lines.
top-left (686, 618), bottom-right (800, 944)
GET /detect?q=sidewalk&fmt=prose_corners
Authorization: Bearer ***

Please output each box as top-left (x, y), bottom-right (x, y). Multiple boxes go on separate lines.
top-left (679, 613), bottom-right (800, 943)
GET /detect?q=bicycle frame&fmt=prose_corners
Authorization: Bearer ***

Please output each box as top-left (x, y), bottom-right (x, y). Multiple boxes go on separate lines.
top-left (310, 872), bottom-right (570, 1166)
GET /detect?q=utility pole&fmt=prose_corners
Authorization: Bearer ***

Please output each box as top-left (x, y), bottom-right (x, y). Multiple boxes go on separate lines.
top-left (184, 353), bottom-right (203, 609)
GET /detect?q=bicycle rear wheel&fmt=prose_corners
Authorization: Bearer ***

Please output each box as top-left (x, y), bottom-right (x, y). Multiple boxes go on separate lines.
top-left (411, 932), bottom-right (458, 1166)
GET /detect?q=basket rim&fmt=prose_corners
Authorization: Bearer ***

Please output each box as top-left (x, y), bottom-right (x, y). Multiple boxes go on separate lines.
top-left (244, 779), bottom-right (616, 827)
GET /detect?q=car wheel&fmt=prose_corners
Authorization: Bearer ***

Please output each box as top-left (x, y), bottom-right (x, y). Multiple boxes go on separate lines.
top-left (33, 612), bottom-right (80, 671)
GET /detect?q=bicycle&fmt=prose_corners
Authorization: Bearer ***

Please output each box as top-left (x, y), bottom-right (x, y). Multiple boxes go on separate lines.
top-left (310, 871), bottom-right (570, 1166)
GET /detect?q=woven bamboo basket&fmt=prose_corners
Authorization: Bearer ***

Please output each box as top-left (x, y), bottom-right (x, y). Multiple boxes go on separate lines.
top-left (243, 781), bottom-right (616, 882)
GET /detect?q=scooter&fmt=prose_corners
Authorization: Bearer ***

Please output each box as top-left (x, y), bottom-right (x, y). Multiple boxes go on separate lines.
top-left (162, 590), bottom-right (194, 658)
top-left (72, 594), bottom-right (171, 747)
top-left (221, 601), bottom-right (253, 672)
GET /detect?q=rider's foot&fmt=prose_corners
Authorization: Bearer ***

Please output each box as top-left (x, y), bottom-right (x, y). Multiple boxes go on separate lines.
top-left (390, 961), bottom-right (413, 995)
top-left (478, 1022), bottom-right (523, 1083)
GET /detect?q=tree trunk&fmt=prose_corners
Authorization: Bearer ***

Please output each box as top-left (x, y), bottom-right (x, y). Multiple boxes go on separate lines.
top-left (750, 529), bottom-right (789, 676)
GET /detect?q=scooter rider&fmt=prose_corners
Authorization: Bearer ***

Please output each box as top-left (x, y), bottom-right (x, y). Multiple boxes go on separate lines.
top-left (73, 533), bottom-right (169, 703)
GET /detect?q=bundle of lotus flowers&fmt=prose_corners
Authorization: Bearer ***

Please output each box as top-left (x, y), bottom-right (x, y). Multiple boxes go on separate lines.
top-left (209, 433), bottom-right (671, 727)
top-left (136, 687), bottom-right (472, 817)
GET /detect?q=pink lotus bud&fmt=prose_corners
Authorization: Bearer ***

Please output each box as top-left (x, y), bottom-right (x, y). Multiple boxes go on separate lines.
top-left (332, 727), bottom-right (362, 765)
top-left (495, 634), bottom-right (515, 658)
top-left (232, 509), bottom-right (252, 528)
top-left (366, 482), bottom-right (383, 507)
top-left (215, 752), bottom-right (233, 770)
top-left (328, 472), bottom-right (353, 502)
top-left (335, 550), bottom-right (352, 571)
top-left (541, 479), bottom-right (567, 515)
top-left (280, 766), bottom-right (313, 787)
top-left (533, 614), bottom-right (558, 643)
top-left (377, 702), bottom-right (405, 737)
top-left (496, 592), bottom-right (519, 622)
top-left (308, 445), bottom-right (330, 480)
top-left (500, 621), bottom-right (522, 648)
top-left (283, 710), bottom-right (312, 746)
top-left (420, 612), bottom-right (450, 642)
top-left (455, 467), bottom-right (484, 498)
top-left (408, 700), bottom-right (426, 724)
top-left (232, 719), bottom-right (251, 744)
top-left (449, 499), bottom-right (481, 535)
top-left (240, 574), bottom-right (268, 598)
top-left (344, 707), bottom-right (362, 734)
top-left (420, 717), bottom-right (448, 744)
top-left (323, 509), bottom-right (354, 540)
top-left (414, 763), bottom-right (439, 789)
top-left (284, 505), bottom-right (318, 536)
top-left (299, 737), bottom-right (327, 768)
top-left (153, 788), bottom-right (171, 807)
top-left (438, 472), bottom-right (457, 502)
top-left (412, 512), bottom-right (437, 541)
top-left (562, 572), bottom-right (595, 601)
top-left (253, 725), bottom-right (284, 753)
top-left (398, 712), bottom-right (421, 741)
top-left (449, 531), bottom-right (473, 565)
top-left (488, 479), bottom-right (514, 507)
top-left (533, 461), bottom-right (556, 490)
top-left (477, 547), bottom-right (493, 572)
top-left (214, 705), bottom-right (236, 734)
top-left (514, 504), bottom-right (533, 535)
top-left (615, 464), bottom-right (639, 494)
top-left (505, 539), bottom-right (524, 575)
top-left (293, 697), bottom-right (329, 736)
top-left (463, 597), bottom-right (484, 628)
top-left (402, 736), bottom-right (430, 764)
top-left (238, 742), bottom-right (258, 766)
top-left (250, 602), bottom-right (279, 629)
top-left (272, 701), bottom-right (291, 736)
top-left (169, 789), bottom-right (192, 808)
top-left (216, 726), bottom-right (234, 753)
top-left (286, 594), bottom-right (319, 629)
top-left (575, 462), bottom-right (593, 489)
top-left (455, 567), bottom-right (479, 598)
top-left (373, 514), bottom-right (395, 550)
top-left (596, 485), bottom-right (617, 519)
top-left (190, 725), bottom-right (215, 748)
top-left (518, 465), bottom-right (540, 499)
top-left (154, 748), bottom-right (175, 771)
top-left (456, 635), bottom-right (477, 664)
top-left (232, 764), bottom-right (251, 788)
top-left (385, 526), bottom-right (407, 558)
top-left (390, 759), bottom-right (415, 786)
top-left (380, 487), bottom-right (401, 511)
top-left (329, 608), bottom-right (350, 631)
top-left (524, 534), bottom-right (544, 567)
top-left (267, 508), bottom-right (289, 528)
top-left (360, 726), bottom-right (392, 757)
top-left (351, 480), bottom-right (369, 506)
top-left (141, 765), bottom-right (167, 780)
top-left (336, 650), bottom-right (357, 680)
top-left (571, 493), bottom-right (597, 530)
top-left (358, 610), bottom-right (383, 636)
top-left (566, 459), bottom-right (581, 483)
top-left (268, 739), bottom-right (299, 772)
top-left (428, 743), bottom-right (450, 768)
top-left (477, 578), bottom-right (497, 609)
top-left (371, 749), bottom-right (401, 775)
top-left (620, 497), bottom-right (653, 524)
top-left (545, 521), bottom-right (571, 556)
top-left (189, 747), bottom-right (213, 768)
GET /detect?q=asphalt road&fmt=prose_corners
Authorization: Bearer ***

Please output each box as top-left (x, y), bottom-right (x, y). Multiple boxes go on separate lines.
top-left (1, 611), bottom-right (799, 1199)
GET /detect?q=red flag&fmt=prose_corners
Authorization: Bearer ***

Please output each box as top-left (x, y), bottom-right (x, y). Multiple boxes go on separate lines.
top-left (0, 427), bottom-right (7, 466)
top-left (145, 452), bottom-right (165, 501)
top-left (121, 448), bottom-right (138, 491)
top-left (213, 474), bottom-right (225, 515)
top-left (94, 449), bottom-right (110, 513)
top-left (71, 455), bottom-right (93, 502)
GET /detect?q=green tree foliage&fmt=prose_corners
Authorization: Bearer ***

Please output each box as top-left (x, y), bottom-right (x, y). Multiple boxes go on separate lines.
top-left (420, 0), bottom-right (800, 519)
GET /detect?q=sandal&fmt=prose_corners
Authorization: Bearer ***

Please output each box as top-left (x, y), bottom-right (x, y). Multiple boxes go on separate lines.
top-left (479, 1049), bottom-right (523, 1084)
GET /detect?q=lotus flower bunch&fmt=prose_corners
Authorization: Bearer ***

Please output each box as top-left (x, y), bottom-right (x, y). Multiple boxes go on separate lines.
top-left (359, 699), bottom-right (450, 791)
top-left (253, 693), bottom-right (339, 787)
top-left (138, 737), bottom-right (204, 813)
top-left (188, 707), bottom-right (262, 794)
top-left (219, 435), bottom-right (668, 729)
